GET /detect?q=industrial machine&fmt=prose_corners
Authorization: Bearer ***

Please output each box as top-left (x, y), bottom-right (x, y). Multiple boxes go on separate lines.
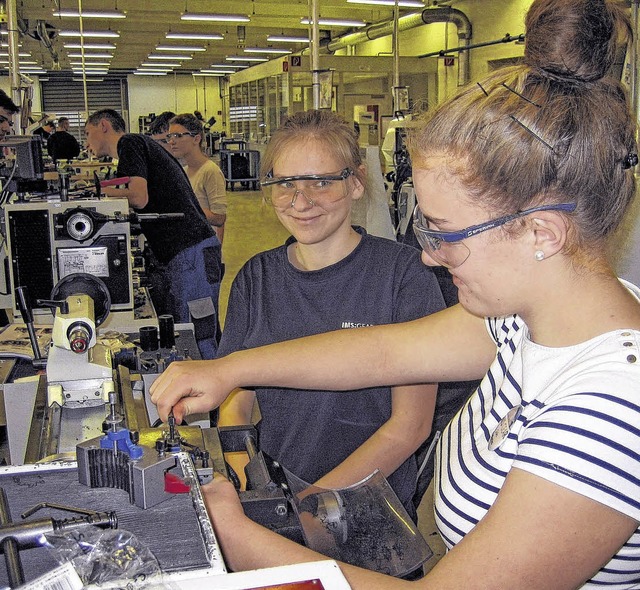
top-left (4, 198), bottom-right (138, 327)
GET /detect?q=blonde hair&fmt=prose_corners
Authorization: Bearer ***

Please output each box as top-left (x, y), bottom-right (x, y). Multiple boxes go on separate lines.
top-left (261, 110), bottom-right (366, 188)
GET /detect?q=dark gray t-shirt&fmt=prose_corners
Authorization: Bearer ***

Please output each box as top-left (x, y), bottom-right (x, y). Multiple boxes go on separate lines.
top-left (116, 134), bottom-right (214, 263)
top-left (218, 228), bottom-right (445, 513)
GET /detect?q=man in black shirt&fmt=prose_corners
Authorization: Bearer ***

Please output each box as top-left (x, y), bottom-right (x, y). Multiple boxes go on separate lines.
top-left (33, 120), bottom-right (55, 140)
top-left (47, 117), bottom-right (81, 163)
top-left (84, 109), bottom-right (222, 358)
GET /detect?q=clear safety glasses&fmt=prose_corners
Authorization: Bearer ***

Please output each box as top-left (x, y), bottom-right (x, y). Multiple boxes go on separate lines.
top-left (412, 202), bottom-right (577, 269)
top-left (261, 168), bottom-right (353, 209)
top-left (166, 132), bottom-right (198, 141)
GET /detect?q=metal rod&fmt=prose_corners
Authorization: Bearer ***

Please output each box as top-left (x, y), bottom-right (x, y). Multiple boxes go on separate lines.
top-left (419, 33), bottom-right (525, 59)
top-left (0, 488), bottom-right (24, 588)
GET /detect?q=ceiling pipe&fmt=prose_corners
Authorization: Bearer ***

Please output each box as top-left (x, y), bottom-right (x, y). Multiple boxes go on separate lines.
top-left (324, 6), bottom-right (472, 86)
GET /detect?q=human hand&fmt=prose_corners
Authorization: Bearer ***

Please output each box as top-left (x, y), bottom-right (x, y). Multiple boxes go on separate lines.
top-left (202, 472), bottom-right (247, 530)
top-left (149, 359), bottom-right (232, 423)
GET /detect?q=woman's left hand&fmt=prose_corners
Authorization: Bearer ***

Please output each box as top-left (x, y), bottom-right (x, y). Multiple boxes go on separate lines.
top-left (202, 472), bottom-right (247, 530)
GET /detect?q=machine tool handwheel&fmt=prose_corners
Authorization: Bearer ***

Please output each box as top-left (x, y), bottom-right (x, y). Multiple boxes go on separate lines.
top-left (50, 273), bottom-right (112, 326)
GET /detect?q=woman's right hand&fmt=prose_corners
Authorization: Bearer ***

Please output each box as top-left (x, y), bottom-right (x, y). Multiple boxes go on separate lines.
top-left (149, 359), bottom-right (232, 423)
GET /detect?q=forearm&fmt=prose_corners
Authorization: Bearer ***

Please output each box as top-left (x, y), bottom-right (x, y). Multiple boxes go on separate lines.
top-left (150, 305), bottom-right (492, 423)
top-left (102, 177), bottom-right (148, 208)
top-left (315, 384), bottom-right (436, 489)
top-left (218, 388), bottom-right (255, 426)
top-left (216, 508), bottom-right (413, 588)
top-left (222, 306), bottom-right (488, 391)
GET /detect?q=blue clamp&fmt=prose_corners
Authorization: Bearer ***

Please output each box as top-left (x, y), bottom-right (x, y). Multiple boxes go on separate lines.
top-left (100, 429), bottom-right (144, 460)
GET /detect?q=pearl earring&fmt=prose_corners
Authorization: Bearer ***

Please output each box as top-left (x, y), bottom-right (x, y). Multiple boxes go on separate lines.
top-left (534, 250), bottom-right (545, 261)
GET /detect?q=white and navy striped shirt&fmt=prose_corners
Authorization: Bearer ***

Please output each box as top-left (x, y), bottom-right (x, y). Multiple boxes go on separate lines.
top-left (435, 306), bottom-right (640, 588)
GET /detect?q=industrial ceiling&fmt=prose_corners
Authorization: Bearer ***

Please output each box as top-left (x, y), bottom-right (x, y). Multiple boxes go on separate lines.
top-left (5, 0), bottom-right (441, 77)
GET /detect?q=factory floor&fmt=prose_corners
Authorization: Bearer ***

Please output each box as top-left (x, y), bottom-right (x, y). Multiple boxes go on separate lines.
top-left (218, 189), bottom-right (447, 574)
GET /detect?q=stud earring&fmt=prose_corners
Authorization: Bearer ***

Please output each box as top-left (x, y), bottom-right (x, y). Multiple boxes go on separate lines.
top-left (534, 250), bottom-right (545, 261)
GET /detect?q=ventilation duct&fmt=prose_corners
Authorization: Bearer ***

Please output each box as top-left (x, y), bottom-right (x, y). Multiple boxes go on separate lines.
top-left (324, 6), bottom-right (472, 86)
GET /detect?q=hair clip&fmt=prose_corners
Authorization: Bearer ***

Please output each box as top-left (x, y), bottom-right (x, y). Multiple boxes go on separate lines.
top-left (508, 115), bottom-right (557, 154)
top-left (477, 82), bottom-right (489, 97)
top-left (623, 153), bottom-right (639, 170)
top-left (501, 83), bottom-right (542, 108)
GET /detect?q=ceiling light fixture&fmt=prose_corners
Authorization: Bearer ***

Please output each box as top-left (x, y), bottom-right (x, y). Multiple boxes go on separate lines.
top-left (209, 63), bottom-right (243, 68)
top-left (53, 10), bottom-right (126, 19)
top-left (68, 53), bottom-right (113, 59)
top-left (134, 71), bottom-right (168, 76)
top-left (243, 47), bottom-right (291, 54)
top-left (9, 66), bottom-right (45, 72)
top-left (137, 68), bottom-right (173, 72)
top-left (180, 13), bottom-right (250, 23)
top-left (59, 30), bottom-right (120, 38)
top-left (0, 60), bottom-right (37, 65)
top-left (300, 17), bottom-right (367, 27)
top-left (63, 43), bottom-right (117, 50)
top-left (225, 56), bottom-right (268, 62)
top-left (347, 0), bottom-right (425, 6)
top-left (148, 55), bottom-right (192, 60)
top-left (166, 32), bottom-right (224, 40)
top-left (156, 45), bottom-right (206, 52)
top-left (70, 61), bottom-right (111, 66)
top-left (193, 72), bottom-right (225, 76)
top-left (72, 78), bottom-right (104, 82)
top-left (266, 35), bottom-right (309, 43)
top-left (141, 62), bottom-right (181, 68)
top-left (198, 69), bottom-right (233, 74)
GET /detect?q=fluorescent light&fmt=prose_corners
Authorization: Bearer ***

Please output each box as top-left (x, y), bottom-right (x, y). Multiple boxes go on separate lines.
top-left (73, 70), bottom-right (108, 75)
top-left (63, 43), bottom-right (117, 50)
top-left (193, 72), bottom-right (225, 77)
top-left (225, 56), bottom-right (268, 62)
top-left (148, 54), bottom-right (192, 60)
top-left (141, 62), bottom-right (181, 68)
top-left (0, 52), bottom-right (31, 57)
top-left (180, 13), bottom-right (250, 22)
top-left (267, 35), bottom-right (309, 43)
top-left (73, 78), bottom-right (104, 82)
top-left (166, 32), bottom-right (224, 40)
top-left (53, 10), bottom-right (126, 18)
top-left (137, 67), bottom-right (173, 72)
top-left (68, 53), bottom-right (113, 59)
top-left (156, 45), bottom-right (206, 52)
top-left (198, 69), bottom-right (232, 74)
top-left (59, 30), bottom-right (120, 38)
top-left (134, 71), bottom-right (168, 76)
top-left (70, 61), bottom-right (111, 66)
top-left (300, 17), bottom-right (367, 27)
top-left (0, 60), bottom-right (38, 65)
top-left (347, 0), bottom-right (425, 5)
top-left (5, 67), bottom-right (46, 73)
top-left (209, 63), bottom-right (243, 69)
top-left (244, 47), bottom-right (291, 54)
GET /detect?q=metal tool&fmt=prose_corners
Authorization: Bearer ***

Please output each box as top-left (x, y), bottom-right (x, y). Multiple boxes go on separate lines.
top-left (0, 489), bottom-right (117, 589)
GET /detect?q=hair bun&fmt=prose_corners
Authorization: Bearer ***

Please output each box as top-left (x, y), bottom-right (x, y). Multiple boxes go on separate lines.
top-left (523, 0), bottom-right (629, 83)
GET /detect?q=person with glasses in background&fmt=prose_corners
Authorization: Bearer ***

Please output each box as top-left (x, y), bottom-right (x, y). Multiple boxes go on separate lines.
top-left (151, 0), bottom-right (640, 587)
top-left (168, 114), bottom-right (227, 244)
top-left (213, 109), bottom-right (449, 526)
top-left (0, 90), bottom-right (18, 142)
top-left (147, 111), bottom-right (175, 153)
